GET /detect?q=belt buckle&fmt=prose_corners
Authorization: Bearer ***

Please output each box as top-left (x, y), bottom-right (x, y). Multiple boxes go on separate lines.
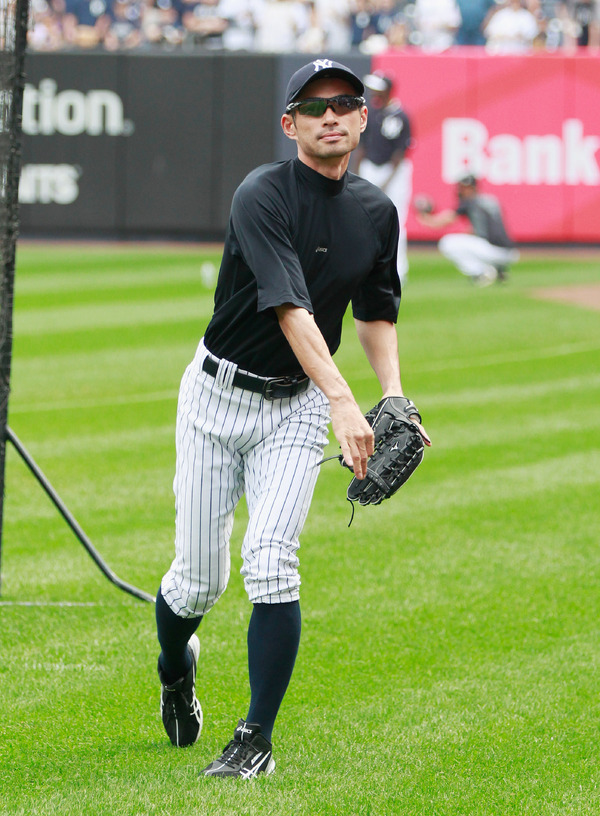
top-left (263, 377), bottom-right (292, 400)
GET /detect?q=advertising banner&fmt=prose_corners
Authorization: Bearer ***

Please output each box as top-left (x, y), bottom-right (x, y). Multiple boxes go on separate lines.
top-left (373, 49), bottom-right (600, 243)
top-left (19, 51), bottom-right (600, 243)
top-left (19, 53), bottom-right (276, 239)
top-left (19, 54), bottom-right (123, 232)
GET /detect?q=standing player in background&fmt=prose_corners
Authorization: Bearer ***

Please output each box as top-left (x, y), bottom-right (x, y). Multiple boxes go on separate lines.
top-left (354, 71), bottom-right (413, 286)
top-left (414, 174), bottom-right (519, 286)
top-left (154, 58), bottom-right (430, 779)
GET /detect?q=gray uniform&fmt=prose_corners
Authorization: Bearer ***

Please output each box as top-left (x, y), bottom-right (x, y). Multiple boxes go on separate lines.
top-left (439, 192), bottom-right (519, 284)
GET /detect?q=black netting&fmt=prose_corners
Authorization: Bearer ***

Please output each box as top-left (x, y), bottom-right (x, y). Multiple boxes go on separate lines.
top-left (1, 0), bottom-right (29, 399)
top-left (0, 0), bottom-right (30, 578)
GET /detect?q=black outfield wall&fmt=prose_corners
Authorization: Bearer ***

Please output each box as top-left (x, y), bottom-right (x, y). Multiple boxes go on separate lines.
top-left (19, 52), bottom-right (292, 240)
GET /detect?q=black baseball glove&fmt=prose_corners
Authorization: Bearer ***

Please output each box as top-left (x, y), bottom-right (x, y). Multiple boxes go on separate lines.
top-left (346, 396), bottom-right (425, 506)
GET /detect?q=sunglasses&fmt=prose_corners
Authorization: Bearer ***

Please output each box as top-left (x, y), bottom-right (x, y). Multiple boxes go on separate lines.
top-left (286, 95), bottom-right (366, 117)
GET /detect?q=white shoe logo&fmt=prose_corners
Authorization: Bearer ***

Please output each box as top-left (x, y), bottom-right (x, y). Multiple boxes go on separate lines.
top-left (192, 697), bottom-right (202, 723)
top-left (240, 752), bottom-right (270, 779)
top-left (236, 723), bottom-right (254, 737)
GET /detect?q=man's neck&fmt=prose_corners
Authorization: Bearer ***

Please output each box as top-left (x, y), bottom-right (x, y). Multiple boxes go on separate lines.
top-left (297, 152), bottom-right (350, 180)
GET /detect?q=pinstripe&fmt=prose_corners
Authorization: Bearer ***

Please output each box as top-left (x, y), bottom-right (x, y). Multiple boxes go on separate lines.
top-left (199, 387), bottom-right (227, 613)
top-left (161, 340), bottom-right (330, 617)
top-left (164, 359), bottom-right (200, 613)
top-left (242, 388), bottom-right (329, 603)
top-left (250, 419), bottom-right (303, 592)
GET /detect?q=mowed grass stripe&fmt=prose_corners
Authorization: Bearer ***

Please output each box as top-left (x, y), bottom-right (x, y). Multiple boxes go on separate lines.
top-left (9, 389), bottom-right (179, 415)
top-left (11, 359), bottom-right (600, 416)
top-left (15, 262), bottom-right (214, 296)
top-left (2, 244), bottom-right (600, 816)
top-left (14, 295), bottom-right (213, 336)
top-left (10, 342), bottom-right (196, 404)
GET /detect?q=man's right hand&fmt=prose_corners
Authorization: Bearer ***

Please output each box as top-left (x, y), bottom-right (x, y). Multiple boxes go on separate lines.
top-left (329, 398), bottom-right (374, 480)
top-left (274, 304), bottom-right (374, 479)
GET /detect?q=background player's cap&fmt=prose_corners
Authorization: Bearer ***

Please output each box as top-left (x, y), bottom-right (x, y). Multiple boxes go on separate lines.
top-left (285, 60), bottom-right (364, 109)
top-left (362, 71), bottom-right (394, 93)
top-left (457, 174), bottom-right (478, 187)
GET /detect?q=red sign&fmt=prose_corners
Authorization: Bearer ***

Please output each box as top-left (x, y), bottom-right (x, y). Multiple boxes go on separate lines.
top-left (374, 49), bottom-right (600, 243)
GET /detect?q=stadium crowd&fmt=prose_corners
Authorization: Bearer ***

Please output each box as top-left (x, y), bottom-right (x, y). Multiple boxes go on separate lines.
top-left (28, 0), bottom-right (600, 54)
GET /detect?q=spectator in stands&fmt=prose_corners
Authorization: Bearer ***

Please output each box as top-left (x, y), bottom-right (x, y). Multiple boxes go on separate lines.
top-left (385, 17), bottom-right (411, 46)
top-left (411, 0), bottom-right (462, 51)
top-left (104, 0), bottom-right (144, 49)
top-left (565, 0), bottom-right (600, 47)
top-left (355, 0), bottom-right (408, 50)
top-left (372, 0), bottom-right (408, 35)
top-left (484, 0), bottom-right (539, 52)
top-left (219, 0), bottom-right (258, 50)
top-left (295, 0), bottom-right (327, 50)
top-left (253, 0), bottom-right (309, 52)
top-left (25, 0), bottom-right (593, 49)
top-left (526, 0), bottom-right (570, 50)
top-left (455, 0), bottom-right (495, 44)
top-left (141, 0), bottom-right (184, 46)
top-left (63, 0), bottom-right (112, 47)
top-left (28, 0), bottom-right (65, 49)
top-left (179, 0), bottom-right (230, 48)
top-left (349, 0), bottom-right (378, 47)
top-left (312, 0), bottom-right (353, 51)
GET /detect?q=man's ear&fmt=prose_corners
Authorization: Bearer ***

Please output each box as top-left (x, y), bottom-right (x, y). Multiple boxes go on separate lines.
top-left (359, 106), bottom-right (368, 134)
top-left (281, 113), bottom-right (297, 141)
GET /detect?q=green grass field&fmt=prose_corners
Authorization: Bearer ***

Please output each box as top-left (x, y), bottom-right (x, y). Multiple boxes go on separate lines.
top-left (1, 244), bottom-right (599, 816)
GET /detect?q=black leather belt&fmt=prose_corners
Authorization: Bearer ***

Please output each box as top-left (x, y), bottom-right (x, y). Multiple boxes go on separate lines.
top-left (202, 356), bottom-right (309, 400)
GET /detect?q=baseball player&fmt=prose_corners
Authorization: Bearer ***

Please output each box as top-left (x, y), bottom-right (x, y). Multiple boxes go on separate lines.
top-left (155, 58), bottom-right (430, 779)
top-left (354, 71), bottom-right (413, 285)
top-left (415, 174), bottom-right (519, 285)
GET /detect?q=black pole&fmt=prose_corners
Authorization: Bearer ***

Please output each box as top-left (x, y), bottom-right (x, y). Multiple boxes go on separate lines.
top-left (6, 426), bottom-right (155, 604)
top-left (0, 0), bottom-right (31, 596)
top-left (0, 1), bottom-right (153, 605)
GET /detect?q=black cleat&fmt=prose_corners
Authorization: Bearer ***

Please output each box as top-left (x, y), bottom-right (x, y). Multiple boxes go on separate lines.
top-left (201, 720), bottom-right (275, 778)
top-left (159, 634), bottom-right (202, 747)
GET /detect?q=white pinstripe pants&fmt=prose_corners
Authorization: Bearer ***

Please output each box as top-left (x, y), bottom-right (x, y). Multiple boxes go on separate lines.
top-left (161, 340), bottom-right (330, 618)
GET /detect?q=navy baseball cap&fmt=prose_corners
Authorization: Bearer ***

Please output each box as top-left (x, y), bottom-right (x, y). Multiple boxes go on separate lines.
top-left (285, 59), bottom-right (364, 109)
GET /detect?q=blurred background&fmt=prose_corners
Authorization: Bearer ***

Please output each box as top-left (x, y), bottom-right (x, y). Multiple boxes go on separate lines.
top-left (19, 0), bottom-right (600, 244)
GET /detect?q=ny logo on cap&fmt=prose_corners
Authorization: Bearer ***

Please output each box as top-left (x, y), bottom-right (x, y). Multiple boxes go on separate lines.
top-left (313, 59), bottom-right (333, 73)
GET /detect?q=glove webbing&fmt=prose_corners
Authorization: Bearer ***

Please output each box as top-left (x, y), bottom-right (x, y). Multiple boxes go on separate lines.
top-left (370, 397), bottom-right (421, 428)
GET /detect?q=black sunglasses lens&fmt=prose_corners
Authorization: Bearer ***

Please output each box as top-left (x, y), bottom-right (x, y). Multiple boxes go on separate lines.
top-left (296, 99), bottom-right (328, 116)
top-left (295, 96), bottom-right (362, 116)
top-left (336, 96), bottom-right (358, 110)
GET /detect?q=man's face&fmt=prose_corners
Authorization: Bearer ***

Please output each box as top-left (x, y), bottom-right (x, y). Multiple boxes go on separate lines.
top-left (458, 182), bottom-right (476, 200)
top-left (368, 89), bottom-right (390, 110)
top-left (281, 77), bottom-right (367, 168)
